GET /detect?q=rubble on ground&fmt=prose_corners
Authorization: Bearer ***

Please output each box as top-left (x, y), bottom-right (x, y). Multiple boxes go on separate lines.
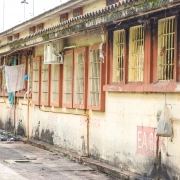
top-left (0, 129), bottom-right (22, 142)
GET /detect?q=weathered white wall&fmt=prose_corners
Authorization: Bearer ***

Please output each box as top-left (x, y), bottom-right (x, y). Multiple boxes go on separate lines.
top-left (0, 93), bottom-right (180, 178)
top-left (89, 92), bottom-right (180, 178)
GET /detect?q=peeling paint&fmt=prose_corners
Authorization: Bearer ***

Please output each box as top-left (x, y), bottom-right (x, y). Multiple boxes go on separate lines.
top-left (174, 85), bottom-right (180, 92)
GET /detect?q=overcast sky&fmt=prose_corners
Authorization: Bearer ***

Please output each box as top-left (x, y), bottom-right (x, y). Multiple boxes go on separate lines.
top-left (0, 0), bottom-right (69, 32)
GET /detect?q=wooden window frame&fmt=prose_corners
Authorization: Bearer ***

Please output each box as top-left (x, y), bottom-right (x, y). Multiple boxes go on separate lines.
top-left (14, 33), bottom-right (19, 40)
top-left (0, 59), bottom-right (3, 94)
top-left (32, 57), bottom-right (41, 105)
top-left (36, 23), bottom-right (44, 31)
top-left (73, 47), bottom-right (88, 109)
top-left (154, 15), bottom-right (178, 82)
top-left (29, 26), bottom-right (36, 34)
top-left (7, 36), bottom-right (12, 42)
top-left (60, 13), bottom-right (68, 23)
top-left (109, 28), bottom-right (129, 85)
top-left (104, 13), bottom-right (180, 93)
top-left (128, 25), bottom-right (145, 82)
top-left (50, 64), bottom-right (63, 107)
top-left (73, 7), bottom-right (83, 17)
top-left (113, 29), bottom-right (126, 83)
top-left (40, 57), bottom-right (50, 106)
top-left (106, 0), bottom-right (118, 6)
top-left (62, 50), bottom-right (74, 108)
top-left (87, 44), bottom-right (106, 111)
top-left (16, 54), bottom-right (28, 97)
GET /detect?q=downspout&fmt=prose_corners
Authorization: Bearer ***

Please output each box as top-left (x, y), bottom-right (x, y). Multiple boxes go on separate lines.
top-left (14, 92), bottom-right (16, 135)
top-left (86, 113), bottom-right (90, 157)
top-left (79, 111), bottom-right (90, 161)
top-left (26, 53), bottom-right (32, 138)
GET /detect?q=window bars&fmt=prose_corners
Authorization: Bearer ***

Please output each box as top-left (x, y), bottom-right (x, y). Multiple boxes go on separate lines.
top-left (74, 52), bottom-right (84, 105)
top-left (51, 64), bottom-right (59, 104)
top-left (63, 54), bottom-right (73, 105)
top-left (129, 25), bottom-right (144, 82)
top-left (41, 63), bottom-right (49, 102)
top-left (158, 16), bottom-right (175, 80)
top-left (32, 60), bottom-right (40, 102)
top-left (113, 30), bottom-right (125, 82)
top-left (89, 49), bottom-right (100, 106)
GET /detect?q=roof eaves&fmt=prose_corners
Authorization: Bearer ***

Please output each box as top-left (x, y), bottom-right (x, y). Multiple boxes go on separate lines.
top-left (1, 0), bottom-right (180, 51)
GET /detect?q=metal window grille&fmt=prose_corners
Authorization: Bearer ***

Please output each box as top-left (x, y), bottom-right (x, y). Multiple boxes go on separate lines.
top-left (63, 54), bottom-right (72, 104)
top-left (32, 61), bottom-right (40, 102)
top-left (51, 64), bottom-right (59, 104)
top-left (89, 49), bottom-right (100, 106)
top-left (41, 63), bottom-right (49, 102)
top-left (113, 30), bottom-right (125, 82)
top-left (158, 16), bottom-right (175, 80)
top-left (129, 25), bottom-right (144, 82)
top-left (74, 52), bottom-right (84, 105)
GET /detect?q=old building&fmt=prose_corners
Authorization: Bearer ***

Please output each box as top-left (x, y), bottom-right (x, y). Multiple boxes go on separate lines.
top-left (0, 0), bottom-right (180, 178)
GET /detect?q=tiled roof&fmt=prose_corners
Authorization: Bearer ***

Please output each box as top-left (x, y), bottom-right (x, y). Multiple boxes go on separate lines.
top-left (0, 0), bottom-right (179, 51)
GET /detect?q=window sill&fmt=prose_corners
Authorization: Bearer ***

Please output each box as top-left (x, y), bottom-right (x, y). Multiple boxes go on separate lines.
top-left (0, 92), bottom-right (32, 98)
top-left (0, 92), bottom-right (8, 97)
top-left (103, 82), bottom-right (180, 93)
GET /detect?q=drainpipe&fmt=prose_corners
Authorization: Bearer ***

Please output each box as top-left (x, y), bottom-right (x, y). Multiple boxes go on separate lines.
top-left (79, 111), bottom-right (90, 160)
top-left (86, 113), bottom-right (90, 157)
top-left (26, 54), bottom-right (32, 138)
top-left (14, 93), bottom-right (16, 135)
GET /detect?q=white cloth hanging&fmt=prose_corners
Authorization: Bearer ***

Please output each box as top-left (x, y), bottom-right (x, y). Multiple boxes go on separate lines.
top-left (5, 64), bottom-right (25, 92)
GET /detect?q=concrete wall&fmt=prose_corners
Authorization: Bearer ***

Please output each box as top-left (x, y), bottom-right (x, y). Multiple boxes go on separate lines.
top-left (83, 0), bottom-right (106, 14)
top-left (89, 92), bottom-right (180, 178)
top-left (0, 92), bottom-right (179, 178)
top-left (20, 29), bottom-right (29, 39)
top-left (44, 17), bottom-right (60, 29)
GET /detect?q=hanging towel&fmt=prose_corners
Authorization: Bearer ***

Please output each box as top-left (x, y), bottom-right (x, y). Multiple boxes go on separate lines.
top-left (8, 92), bottom-right (14, 106)
top-left (5, 64), bottom-right (25, 92)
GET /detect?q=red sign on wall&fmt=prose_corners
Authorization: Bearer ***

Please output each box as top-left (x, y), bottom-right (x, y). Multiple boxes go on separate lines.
top-left (137, 126), bottom-right (161, 157)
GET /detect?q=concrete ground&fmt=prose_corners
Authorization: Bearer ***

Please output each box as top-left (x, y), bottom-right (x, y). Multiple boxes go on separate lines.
top-left (0, 141), bottom-right (119, 180)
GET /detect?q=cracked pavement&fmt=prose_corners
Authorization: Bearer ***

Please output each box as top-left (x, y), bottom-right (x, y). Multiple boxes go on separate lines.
top-left (0, 141), bottom-right (119, 180)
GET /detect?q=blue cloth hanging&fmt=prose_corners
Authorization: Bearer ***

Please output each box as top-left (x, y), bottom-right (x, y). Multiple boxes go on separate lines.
top-left (8, 92), bottom-right (14, 106)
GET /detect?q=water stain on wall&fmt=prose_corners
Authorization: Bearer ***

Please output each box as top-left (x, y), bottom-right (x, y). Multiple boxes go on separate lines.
top-left (41, 129), bottom-right (54, 145)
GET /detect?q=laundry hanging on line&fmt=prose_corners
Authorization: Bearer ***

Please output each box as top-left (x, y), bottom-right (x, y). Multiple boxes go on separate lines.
top-left (5, 64), bottom-right (26, 93)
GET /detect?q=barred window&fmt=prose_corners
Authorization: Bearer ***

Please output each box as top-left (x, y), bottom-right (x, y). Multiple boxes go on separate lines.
top-left (158, 16), bottom-right (175, 80)
top-left (74, 51), bottom-right (85, 106)
top-left (41, 63), bottom-right (49, 103)
top-left (63, 53), bottom-right (73, 106)
top-left (89, 49), bottom-right (100, 107)
top-left (113, 30), bottom-right (125, 82)
top-left (51, 64), bottom-right (60, 105)
top-left (129, 25), bottom-right (144, 82)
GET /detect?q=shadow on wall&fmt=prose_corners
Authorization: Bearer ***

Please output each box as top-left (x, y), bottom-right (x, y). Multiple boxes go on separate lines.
top-left (90, 145), bottom-right (100, 160)
top-left (17, 124), bottom-right (25, 136)
top-left (0, 119), bottom-right (4, 129)
top-left (41, 129), bottom-right (54, 145)
top-left (5, 118), bottom-right (14, 132)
